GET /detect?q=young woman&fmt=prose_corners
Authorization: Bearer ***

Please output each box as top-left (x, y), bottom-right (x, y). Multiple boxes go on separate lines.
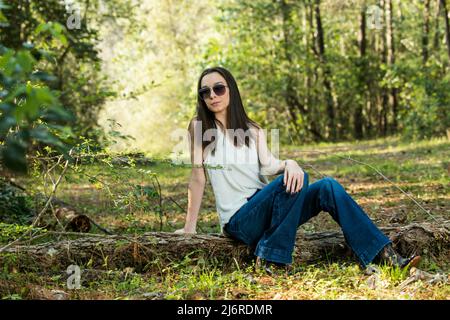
top-left (175, 66), bottom-right (419, 273)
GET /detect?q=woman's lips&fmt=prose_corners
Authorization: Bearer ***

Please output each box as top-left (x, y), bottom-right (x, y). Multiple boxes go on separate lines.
top-left (211, 101), bottom-right (220, 106)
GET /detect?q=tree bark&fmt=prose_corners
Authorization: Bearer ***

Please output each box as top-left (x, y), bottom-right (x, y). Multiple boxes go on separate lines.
top-left (423, 0), bottom-right (432, 65)
top-left (355, 3), bottom-right (366, 140)
top-left (441, 0), bottom-right (450, 60)
top-left (434, 0), bottom-right (442, 50)
top-left (378, 0), bottom-right (389, 137)
top-left (53, 207), bottom-right (91, 233)
top-left (314, 0), bottom-right (337, 141)
top-left (2, 0), bottom-right (23, 49)
top-left (305, 1), bottom-right (326, 142)
top-left (386, 0), bottom-right (398, 133)
top-left (21, 196), bottom-right (113, 236)
top-left (280, 0), bottom-right (302, 141)
top-left (2, 221), bottom-right (448, 273)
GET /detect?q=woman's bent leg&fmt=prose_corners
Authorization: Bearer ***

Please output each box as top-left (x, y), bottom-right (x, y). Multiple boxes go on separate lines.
top-left (253, 172), bottom-right (309, 264)
top-left (298, 176), bottom-right (391, 268)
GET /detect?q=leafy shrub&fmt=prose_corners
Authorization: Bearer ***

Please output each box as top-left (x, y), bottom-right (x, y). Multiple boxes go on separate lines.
top-left (0, 179), bottom-right (33, 224)
top-left (0, 14), bottom-right (74, 173)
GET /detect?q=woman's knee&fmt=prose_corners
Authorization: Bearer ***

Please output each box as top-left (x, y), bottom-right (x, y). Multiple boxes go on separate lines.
top-left (318, 176), bottom-right (338, 193)
top-left (320, 177), bottom-right (348, 199)
top-left (318, 176), bottom-right (330, 185)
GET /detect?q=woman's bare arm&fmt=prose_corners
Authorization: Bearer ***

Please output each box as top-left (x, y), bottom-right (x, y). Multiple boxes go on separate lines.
top-left (253, 126), bottom-right (304, 193)
top-left (175, 118), bottom-right (206, 234)
top-left (181, 167), bottom-right (206, 233)
top-left (254, 126), bottom-right (288, 175)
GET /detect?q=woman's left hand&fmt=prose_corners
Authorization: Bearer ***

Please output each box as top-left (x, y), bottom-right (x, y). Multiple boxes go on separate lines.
top-left (283, 160), bottom-right (304, 194)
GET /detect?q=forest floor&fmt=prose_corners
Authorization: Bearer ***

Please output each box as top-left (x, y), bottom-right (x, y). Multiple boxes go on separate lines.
top-left (1, 135), bottom-right (449, 300)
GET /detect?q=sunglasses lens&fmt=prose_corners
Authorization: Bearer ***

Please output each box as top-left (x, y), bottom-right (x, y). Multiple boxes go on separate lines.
top-left (199, 85), bottom-right (227, 100)
top-left (198, 88), bottom-right (211, 100)
top-left (213, 85), bottom-right (226, 96)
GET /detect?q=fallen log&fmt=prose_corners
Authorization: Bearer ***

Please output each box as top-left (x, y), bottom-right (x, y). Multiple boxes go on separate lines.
top-left (1, 221), bottom-right (448, 273)
top-left (39, 198), bottom-right (112, 234)
top-left (54, 207), bottom-right (91, 233)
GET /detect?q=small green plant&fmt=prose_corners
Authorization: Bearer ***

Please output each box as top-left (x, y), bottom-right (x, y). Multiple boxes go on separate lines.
top-left (2, 294), bottom-right (22, 300)
top-left (0, 222), bottom-right (46, 243)
top-left (379, 264), bottom-right (410, 286)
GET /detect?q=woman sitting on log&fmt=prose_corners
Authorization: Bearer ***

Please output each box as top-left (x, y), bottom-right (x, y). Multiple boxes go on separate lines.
top-left (175, 66), bottom-right (420, 274)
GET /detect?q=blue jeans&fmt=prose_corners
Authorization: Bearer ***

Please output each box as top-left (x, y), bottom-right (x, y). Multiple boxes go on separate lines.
top-left (223, 171), bottom-right (391, 267)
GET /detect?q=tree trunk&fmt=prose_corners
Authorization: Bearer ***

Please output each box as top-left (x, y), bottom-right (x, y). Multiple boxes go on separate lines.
top-left (302, 5), bottom-right (323, 142)
top-left (2, 0), bottom-right (23, 49)
top-left (441, 0), bottom-right (450, 60)
top-left (423, 0), bottom-right (432, 65)
top-left (305, 1), bottom-right (326, 142)
top-left (34, 197), bottom-right (111, 234)
top-left (386, 0), bottom-right (398, 133)
top-left (280, 0), bottom-right (304, 141)
top-left (355, 3), bottom-right (366, 140)
top-left (434, 0), bottom-right (442, 50)
top-left (53, 207), bottom-right (91, 233)
top-left (314, 0), bottom-right (337, 141)
top-left (2, 222), bottom-right (449, 273)
top-left (379, 0), bottom-right (389, 137)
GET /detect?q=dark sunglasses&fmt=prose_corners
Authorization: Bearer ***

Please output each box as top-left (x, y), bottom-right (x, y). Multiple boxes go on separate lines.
top-left (198, 84), bottom-right (228, 100)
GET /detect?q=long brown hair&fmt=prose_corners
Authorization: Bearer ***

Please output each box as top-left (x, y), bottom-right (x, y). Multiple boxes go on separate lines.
top-left (192, 67), bottom-right (261, 157)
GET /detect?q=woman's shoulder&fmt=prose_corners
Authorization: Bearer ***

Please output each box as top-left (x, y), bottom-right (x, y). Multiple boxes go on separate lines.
top-left (247, 122), bottom-right (264, 141)
top-left (188, 115), bottom-right (199, 125)
top-left (188, 116), bottom-right (202, 133)
top-left (247, 121), bottom-right (262, 129)
top-left (247, 122), bottom-right (263, 134)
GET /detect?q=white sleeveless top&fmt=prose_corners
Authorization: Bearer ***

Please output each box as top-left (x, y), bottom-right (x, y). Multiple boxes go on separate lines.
top-left (203, 127), bottom-right (269, 230)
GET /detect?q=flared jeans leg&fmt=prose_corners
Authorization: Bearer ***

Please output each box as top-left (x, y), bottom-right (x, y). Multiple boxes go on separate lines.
top-left (298, 176), bottom-right (391, 267)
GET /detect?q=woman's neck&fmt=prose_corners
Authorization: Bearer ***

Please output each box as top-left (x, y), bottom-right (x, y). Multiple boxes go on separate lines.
top-left (215, 112), bottom-right (227, 129)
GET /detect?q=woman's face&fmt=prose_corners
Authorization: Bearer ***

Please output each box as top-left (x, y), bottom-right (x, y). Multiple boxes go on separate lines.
top-left (200, 72), bottom-right (230, 115)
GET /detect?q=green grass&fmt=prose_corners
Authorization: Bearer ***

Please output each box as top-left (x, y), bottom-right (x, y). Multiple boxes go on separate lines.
top-left (1, 135), bottom-right (449, 299)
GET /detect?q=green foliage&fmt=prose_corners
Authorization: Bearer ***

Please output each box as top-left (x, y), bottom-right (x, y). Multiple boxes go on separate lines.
top-left (0, 0), bottom-right (137, 140)
top-left (0, 42), bottom-right (74, 172)
top-left (0, 179), bottom-right (33, 224)
top-left (0, 222), bottom-right (46, 243)
top-left (400, 63), bottom-right (450, 140)
top-left (201, 0), bottom-right (450, 142)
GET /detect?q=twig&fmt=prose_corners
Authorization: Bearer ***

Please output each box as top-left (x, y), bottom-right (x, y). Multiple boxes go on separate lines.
top-left (166, 196), bottom-right (186, 212)
top-left (49, 201), bottom-right (65, 232)
top-left (0, 152), bottom-right (71, 253)
top-left (86, 216), bottom-right (113, 235)
top-left (2, 178), bottom-right (27, 191)
top-left (163, 195), bottom-right (206, 233)
top-left (151, 175), bottom-right (164, 231)
top-left (342, 155), bottom-right (438, 222)
top-left (298, 163), bottom-right (327, 178)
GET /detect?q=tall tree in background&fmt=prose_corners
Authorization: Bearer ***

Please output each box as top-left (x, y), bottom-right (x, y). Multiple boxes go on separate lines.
top-left (313, 0), bottom-right (337, 141)
top-left (280, 0), bottom-right (308, 141)
top-left (441, 0), bottom-right (450, 60)
top-left (380, 0), bottom-right (389, 136)
top-left (355, 1), bottom-right (367, 139)
top-left (422, 0), bottom-right (431, 65)
top-left (386, 0), bottom-right (398, 133)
